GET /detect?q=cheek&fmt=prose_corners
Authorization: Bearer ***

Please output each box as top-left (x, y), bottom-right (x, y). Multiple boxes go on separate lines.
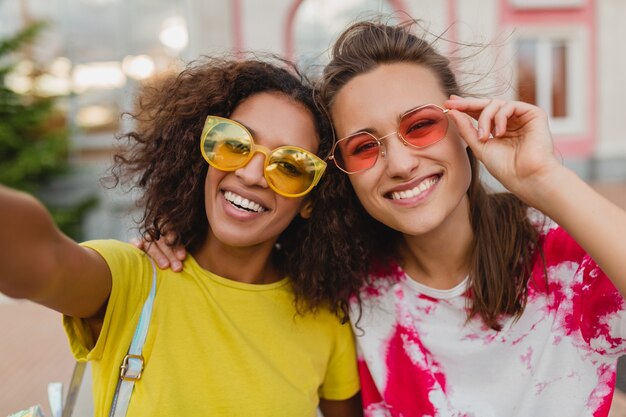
top-left (348, 174), bottom-right (379, 210)
top-left (276, 195), bottom-right (306, 219)
top-left (206, 167), bottom-right (226, 189)
top-left (450, 144), bottom-right (472, 191)
top-left (348, 176), bottom-right (367, 199)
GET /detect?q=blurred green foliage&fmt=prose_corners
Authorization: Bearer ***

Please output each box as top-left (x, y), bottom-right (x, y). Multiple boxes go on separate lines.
top-left (0, 21), bottom-right (97, 240)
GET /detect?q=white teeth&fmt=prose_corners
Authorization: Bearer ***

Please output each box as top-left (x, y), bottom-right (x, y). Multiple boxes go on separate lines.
top-left (391, 176), bottom-right (439, 200)
top-left (224, 191), bottom-right (266, 213)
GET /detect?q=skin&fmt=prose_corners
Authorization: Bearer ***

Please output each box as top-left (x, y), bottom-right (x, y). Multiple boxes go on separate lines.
top-left (331, 63), bottom-right (474, 289)
top-left (194, 92), bottom-right (317, 284)
top-left (0, 91), bottom-right (362, 417)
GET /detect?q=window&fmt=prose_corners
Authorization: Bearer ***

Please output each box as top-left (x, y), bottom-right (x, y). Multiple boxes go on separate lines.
top-left (514, 29), bottom-right (586, 134)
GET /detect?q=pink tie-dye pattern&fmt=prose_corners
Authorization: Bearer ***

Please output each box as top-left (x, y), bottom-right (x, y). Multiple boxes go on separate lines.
top-left (356, 224), bottom-right (625, 417)
top-left (361, 262), bottom-right (406, 299)
top-left (528, 228), bottom-right (624, 352)
top-left (359, 359), bottom-right (386, 413)
top-left (383, 324), bottom-right (446, 416)
top-left (588, 363), bottom-right (616, 417)
top-left (520, 346), bottom-right (533, 370)
top-left (565, 261), bottom-right (623, 349)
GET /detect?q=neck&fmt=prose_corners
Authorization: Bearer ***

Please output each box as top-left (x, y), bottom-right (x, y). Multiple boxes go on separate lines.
top-left (191, 234), bottom-right (281, 285)
top-left (399, 196), bottom-right (474, 290)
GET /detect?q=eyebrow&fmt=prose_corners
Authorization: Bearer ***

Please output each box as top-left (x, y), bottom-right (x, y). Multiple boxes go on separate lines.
top-left (341, 104), bottom-right (440, 140)
top-left (232, 119), bottom-right (256, 137)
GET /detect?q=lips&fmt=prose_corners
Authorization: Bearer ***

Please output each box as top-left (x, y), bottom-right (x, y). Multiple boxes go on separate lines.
top-left (223, 190), bottom-right (267, 213)
top-left (386, 174), bottom-right (441, 201)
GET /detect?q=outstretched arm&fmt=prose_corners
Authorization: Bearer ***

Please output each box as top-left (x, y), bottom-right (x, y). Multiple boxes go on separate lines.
top-left (446, 97), bottom-right (626, 297)
top-left (0, 185), bottom-right (111, 317)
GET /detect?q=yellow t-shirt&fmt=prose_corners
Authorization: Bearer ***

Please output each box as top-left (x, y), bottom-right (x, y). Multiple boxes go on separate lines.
top-left (64, 240), bottom-right (359, 417)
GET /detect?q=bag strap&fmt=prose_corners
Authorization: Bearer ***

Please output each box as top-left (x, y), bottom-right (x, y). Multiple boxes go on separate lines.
top-left (108, 258), bottom-right (158, 417)
top-left (61, 361), bottom-right (88, 417)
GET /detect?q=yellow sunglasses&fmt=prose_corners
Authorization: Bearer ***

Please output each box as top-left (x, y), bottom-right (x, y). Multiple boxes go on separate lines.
top-left (200, 116), bottom-right (327, 198)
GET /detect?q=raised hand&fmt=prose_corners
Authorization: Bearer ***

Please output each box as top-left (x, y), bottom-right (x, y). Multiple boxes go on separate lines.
top-left (445, 96), bottom-right (561, 203)
top-left (446, 96), bottom-right (626, 295)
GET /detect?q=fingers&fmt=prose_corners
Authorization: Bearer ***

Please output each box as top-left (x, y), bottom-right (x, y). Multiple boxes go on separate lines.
top-left (446, 97), bottom-right (502, 140)
top-left (130, 237), bottom-right (145, 250)
top-left (493, 102), bottom-right (516, 137)
top-left (446, 109), bottom-right (482, 154)
top-left (131, 234), bottom-right (186, 272)
top-left (161, 231), bottom-right (187, 262)
top-left (151, 239), bottom-right (184, 272)
top-left (445, 96), bottom-right (540, 140)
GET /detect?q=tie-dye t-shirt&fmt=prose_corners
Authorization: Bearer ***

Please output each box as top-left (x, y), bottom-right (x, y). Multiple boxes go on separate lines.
top-left (352, 216), bottom-right (626, 417)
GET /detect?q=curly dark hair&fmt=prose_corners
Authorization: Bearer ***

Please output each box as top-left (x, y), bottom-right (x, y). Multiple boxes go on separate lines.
top-left (291, 20), bottom-right (540, 329)
top-left (110, 55), bottom-right (336, 312)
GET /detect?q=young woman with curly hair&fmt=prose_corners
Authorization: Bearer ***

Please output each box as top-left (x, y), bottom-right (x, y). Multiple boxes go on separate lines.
top-left (302, 19), bottom-right (626, 417)
top-left (0, 56), bottom-right (361, 417)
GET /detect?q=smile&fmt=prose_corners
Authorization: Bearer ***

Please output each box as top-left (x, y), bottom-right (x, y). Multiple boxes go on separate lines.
top-left (223, 191), bottom-right (267, 213)
top-left (389, 175), bottom-right (440, 201)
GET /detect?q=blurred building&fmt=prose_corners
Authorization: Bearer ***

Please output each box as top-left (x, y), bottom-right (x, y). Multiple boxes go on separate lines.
top-left (1, 0), bottom-right (624, 240)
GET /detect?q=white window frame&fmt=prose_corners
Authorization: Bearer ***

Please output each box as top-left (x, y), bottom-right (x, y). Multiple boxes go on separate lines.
top-left (510, 26), bottom-right (587, 135)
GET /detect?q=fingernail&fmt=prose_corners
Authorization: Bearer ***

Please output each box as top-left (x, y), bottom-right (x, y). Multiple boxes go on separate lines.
top-left (172, 261), bottom-right (182, 271)
top-left (158, 258), bottom-right (168, 268)
top-left (478, 127), bottom-right (485, 139)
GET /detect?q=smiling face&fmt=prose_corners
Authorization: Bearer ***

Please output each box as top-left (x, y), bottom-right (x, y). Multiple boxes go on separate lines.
top-left (331, 62), bottom-right (472, 239)
top-left (203, 91), bottom-right (319, 249)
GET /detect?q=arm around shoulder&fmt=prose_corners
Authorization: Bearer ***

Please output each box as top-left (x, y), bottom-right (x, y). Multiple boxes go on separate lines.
top-left (0, 185), bottom-right (112, 317)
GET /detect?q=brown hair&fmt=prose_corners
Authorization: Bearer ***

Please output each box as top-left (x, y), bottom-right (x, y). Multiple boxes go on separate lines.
top-left (110, 55), bottom-right (337, 313)
top-left (295, 20), bottom-right (539, 329)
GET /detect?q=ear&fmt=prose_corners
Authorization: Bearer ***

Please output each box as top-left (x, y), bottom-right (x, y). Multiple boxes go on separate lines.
top-left (299, 200), bottom-right (313, 219)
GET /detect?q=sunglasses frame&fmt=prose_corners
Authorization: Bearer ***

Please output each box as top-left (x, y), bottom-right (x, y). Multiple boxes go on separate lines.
top-left (328, 104), bottom-right (450, 174)
top-left (200, 115), bottom-right (327, 198)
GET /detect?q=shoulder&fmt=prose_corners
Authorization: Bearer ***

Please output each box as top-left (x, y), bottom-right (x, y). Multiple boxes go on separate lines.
top-left (354, 261), bottom-right (405, 305)
top-left (80, 239), bottom-right (156, 296)
top-left (527, 210), bottom-right (587, 265)
top-left (80, 240), bottom-right (148, 269)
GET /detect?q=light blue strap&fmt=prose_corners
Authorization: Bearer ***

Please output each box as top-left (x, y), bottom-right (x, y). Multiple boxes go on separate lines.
top-left (109, 259), bottom-right (158, 417)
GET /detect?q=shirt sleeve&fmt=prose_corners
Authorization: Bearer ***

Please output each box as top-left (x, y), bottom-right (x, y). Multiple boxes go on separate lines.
top-left (63, 240), bottom-right (153, 361)
top-left (543, 226), bottom-right (626, 356)
top-left (318, 320), bottom-right (360, 400)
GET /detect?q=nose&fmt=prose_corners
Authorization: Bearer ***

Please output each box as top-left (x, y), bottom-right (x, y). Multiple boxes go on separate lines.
top-left (381, 133), bottom-right (420, 178)
top-left (235, 152), bottom-right (268, 188)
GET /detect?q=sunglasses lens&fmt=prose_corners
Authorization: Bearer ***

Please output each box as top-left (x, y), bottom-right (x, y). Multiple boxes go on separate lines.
top-left (400, 105), bottom-right (448, 148)
top-left (201, 117), bottom-right (325, 197)
top-left (266, 148), bottom-right (321, 196)
top-left (334, 132), bottom-right (380, 173)
top-left (203, 121), bottom-right (251, 170)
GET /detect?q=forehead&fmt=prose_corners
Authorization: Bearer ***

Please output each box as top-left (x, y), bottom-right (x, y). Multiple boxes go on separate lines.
top-left (331, 63), bottom-right (447, 136)
top-left (230, 92), bottom-right (319, 152)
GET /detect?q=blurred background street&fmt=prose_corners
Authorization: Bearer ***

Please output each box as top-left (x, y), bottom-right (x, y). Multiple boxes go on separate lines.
top-left (1, 0), bottom-right (626, 416)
